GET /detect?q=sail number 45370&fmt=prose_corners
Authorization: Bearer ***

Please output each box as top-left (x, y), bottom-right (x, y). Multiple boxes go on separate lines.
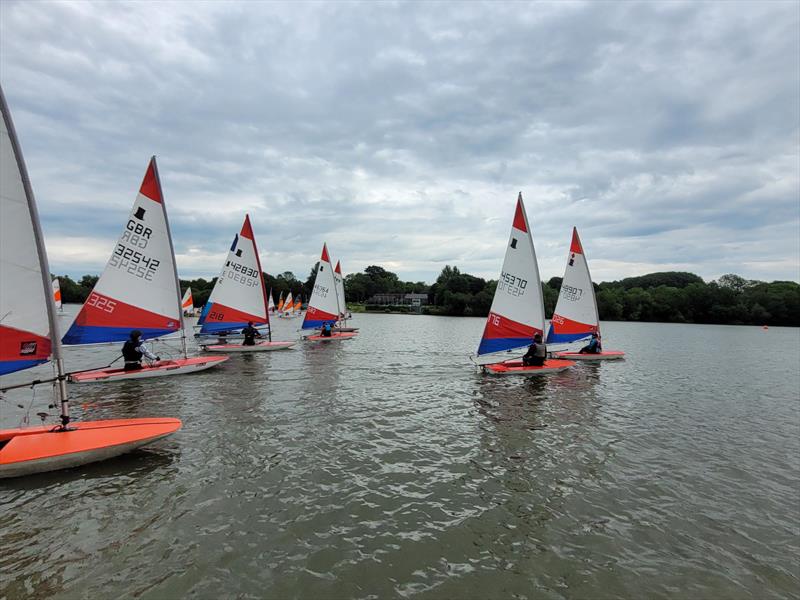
top-left (498, 271), bottom-right (527, 297)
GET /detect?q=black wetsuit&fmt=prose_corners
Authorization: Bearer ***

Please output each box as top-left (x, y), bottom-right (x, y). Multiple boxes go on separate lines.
top-left (321, 324), bottom-right (333, 337)
top-left (242, 325), bottom-right (259, 346)
top-left (122, 340), bottom-right (143, 370)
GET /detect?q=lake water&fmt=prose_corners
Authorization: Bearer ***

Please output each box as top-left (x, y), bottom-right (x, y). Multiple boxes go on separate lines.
top-left (1, 310), bottom-right (799, 599)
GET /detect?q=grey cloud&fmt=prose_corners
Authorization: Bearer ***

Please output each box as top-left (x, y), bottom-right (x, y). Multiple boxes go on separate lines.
top-left (1, 0), bottom-right (797, 283)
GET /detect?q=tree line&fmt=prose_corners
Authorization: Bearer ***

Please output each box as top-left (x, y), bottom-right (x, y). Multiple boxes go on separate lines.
top-left (424, 267), bottom-right (799, 326)
top-left (53, 267), bottom-right (799, 326)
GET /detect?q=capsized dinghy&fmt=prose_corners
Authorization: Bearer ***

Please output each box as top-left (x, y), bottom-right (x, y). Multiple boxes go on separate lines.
top-left (472, 193), bottom-right (574, 375)
top-left (0, 85), bottom-right (181, 478)
top-left (197, 215), bottom-right (294, 352)
top-left (61, 157), bottom-right (229, 381)
top-left (546, 228), bottom-right (624, 360)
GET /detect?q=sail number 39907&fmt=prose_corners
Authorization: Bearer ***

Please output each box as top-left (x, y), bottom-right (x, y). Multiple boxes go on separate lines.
top-left (560, 284), bottom-right (583, 302)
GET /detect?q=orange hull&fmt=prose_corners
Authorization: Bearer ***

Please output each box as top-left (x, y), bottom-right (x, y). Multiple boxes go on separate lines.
top-left (306, 332), bottom-right (357, 341)
top-left (0, 418), bottom-right (181, 478)
top-left (485, 358), bottom-right (575, 375)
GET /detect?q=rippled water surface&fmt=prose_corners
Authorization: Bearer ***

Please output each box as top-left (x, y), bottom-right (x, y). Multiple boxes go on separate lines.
top-left (2, 311), bottom-right (799, 599)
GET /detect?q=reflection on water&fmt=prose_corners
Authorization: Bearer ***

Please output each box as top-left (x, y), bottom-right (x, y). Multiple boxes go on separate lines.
top-left (1, 310), bottom-right (799, 599)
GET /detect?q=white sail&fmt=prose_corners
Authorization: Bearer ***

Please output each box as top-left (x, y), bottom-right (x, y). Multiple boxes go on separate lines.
top-left (302, 243), bottom-right (340, 329)
top-left (547, 227), bottom-right (600, 344)
top-left (181, 287), bottom-right (193, 312)
top-left (283, 291), bottom-right (294, 314)
top-left (268, 288), bottom-right (275, 312)
top-left (334, 260), bottom-right (346, 317)
top-left (197, 215), bottom-right (269, 334)
top-left (475, 193), bottom-right (544, 361)
top-left (63, 158), bottom-right (182, 344)
top-left (0, 89), bottom-right (56, 375)
top-left (52, 278), bottom-right (62, 311)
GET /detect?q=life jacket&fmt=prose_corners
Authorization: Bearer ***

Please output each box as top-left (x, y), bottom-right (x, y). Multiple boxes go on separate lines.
top-left (122, 340), bottom-right (143, 363)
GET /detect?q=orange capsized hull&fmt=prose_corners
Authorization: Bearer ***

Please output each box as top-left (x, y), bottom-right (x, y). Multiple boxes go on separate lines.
top-left (0, 418), bottom-right (181, 478)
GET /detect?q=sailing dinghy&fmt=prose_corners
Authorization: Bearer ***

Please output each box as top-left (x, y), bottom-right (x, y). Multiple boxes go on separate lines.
top-left (268, 288), bottom-right (276, 313)
top-left (0, 86), bottom-right (181, 478)
top-left (549, 228), bottom-right (624, 361)
top-left (472, 193), bottom-right (574, 376)
top-left (279, 291), bottom-right (298, 318)
top-left (52, 278), bottom-right (66, 316)
top-left (181, 287), bottom-right (195, 316)
top-left (332, 260), bottom-right (358, 333)
top-left (302, 244), bottom-right (356, 341)
top-left (62, 158), bottom-right (229, 381)
top-left (198, 215), bottom-right (294, 352)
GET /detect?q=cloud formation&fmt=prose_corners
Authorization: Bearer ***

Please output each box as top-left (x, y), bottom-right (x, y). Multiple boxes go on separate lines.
top-left (2, 0), bottom-right (798, 284)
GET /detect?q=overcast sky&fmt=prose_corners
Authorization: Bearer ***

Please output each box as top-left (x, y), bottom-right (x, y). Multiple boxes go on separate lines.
top-left (1, 1), bottom-right (798, 284)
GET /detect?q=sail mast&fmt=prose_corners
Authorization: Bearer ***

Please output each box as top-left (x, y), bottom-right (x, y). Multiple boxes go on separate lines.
top-left (0, 86), bottom-right (69, 424)
top-left (153, 156), bottom-right (188, 359)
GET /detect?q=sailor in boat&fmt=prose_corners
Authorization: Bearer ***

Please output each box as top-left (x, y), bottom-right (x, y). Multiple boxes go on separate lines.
top-left (579, 332), bottom-right (601, 354)
top-left (522, 333), bottom-right (546, 367)
top-left (241, 321), bottom-right (262, 346)
top-left (122, 330), bottom-right (160, 371)
top-left (321, 322), bottom-right (333, 337)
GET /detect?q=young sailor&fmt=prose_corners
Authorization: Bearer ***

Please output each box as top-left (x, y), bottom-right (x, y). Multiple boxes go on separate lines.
top-left (579, 332), bottom-right (602, 354)
top-left (522, 333), bottom-right (546, 367)
top-left (321, 322), bottom-right (333, 337)
top-left (241, 321), bottom-right (262, 346)
top-left (122, 330), bottom-right (160, 370)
